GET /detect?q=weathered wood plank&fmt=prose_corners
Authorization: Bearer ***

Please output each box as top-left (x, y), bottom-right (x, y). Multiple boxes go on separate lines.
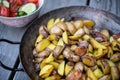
top-left (13, 0), bottom-right (87, 79)
top-left (0, 24), bottom-right (27, 80)
top-left (40, 0), bottom-right (87, 15)
top-left (0, 42), bottom-right (19, 80)
top-left (13, 63), bottom-right (30, 80)
top-left (89, 0), bottom-right (120, 16)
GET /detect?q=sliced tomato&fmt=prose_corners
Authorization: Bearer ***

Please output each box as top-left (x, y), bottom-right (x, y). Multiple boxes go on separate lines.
top-left (17, 0), bottom-right (23, 6)
top-left (0, 6), bottom-right (10, 17)
top-left (10, 12), bottom-right (17, 17)
top-left (28, 0), bottom-right (38, 3)
top-left (10, 1), bottom-right (19, 13)
top-left (22, 0), bottom-right (28, 4)
top-left (7, 0), bottom-right (13, 3)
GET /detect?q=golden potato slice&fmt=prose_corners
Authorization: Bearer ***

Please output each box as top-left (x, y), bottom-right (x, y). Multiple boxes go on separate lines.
top-left (88, 44), bottom-right (93, 53)
top-left (82, 56), bottom-right (95, 67)
top-left (62, 31), bottom-right (68, 44)
top-left (45, 53), bottom-right (55, 63)
top-left (61, 18), bottom-right (65, 22)
top-left (74, 62), bottom-right (84, 72)
top-left (39, 65), bottom-right (54, 78)
top-left (90, 38), bottom-right (106, 49)
top-left (36, 39), bottom-right (50, 52)
top-left (56, 22), bottom-right (67, 31)
top-left (87, 68), bottom-right (97, 80)
top-left (63, 47), bottom-right (80, 62)
top-left (69, 35), bottom-right (81, 40)
top-left (83, 20), bottom-right (95, 27)
top-left (35, 34), bottom-right (44, 46)
top-left (45, 74), bottom-right (61, 80)
top-left (49, 61), bottom-right (59, 70)
top-left (47, 34), bottom-right (58, 41)
top-left (93, 48), bottom-right (104, 59)
top-left (74, 28), bottom-right (85, 36)
top-left (57, 38), bottom-right (64, 46)
top-left (47, 18), bottom-right (55, 30)
top-left (50, 26), bottom-right (63, 35)
top-left (52, 40), bottom-right (58, 45)
top-left (58, 61), bottom-right (65, 76)
top-left (73, 20), bottom-right (83, 29)
top-left (83, 26), bottom-right (90, 34)
top-left (83, 34), bottom-right (90, 41)
top-left (40, 59), bottom-right (46, 69)
top-left (93, 68), bottom-right (103, 78)
top-left (111, 66), bottom-right (120, 80)
top-left (65, 62), bottom-right (74, 76)
top-left (39, 25), bottom-right (49, 38)
top-left (47, 43), bottom-right (56, 50)
top-left (54, 18), bottom-right (61, 24)
top-left (53, 45), bottom-right (63, 58)
top-left (58, 55), bottom-right (64, 60)
top-left (101, 29), bottom-right (110, 39)
top-left (66, 69), bottom-right (82, 80)
top-left (65, 22), bottom-right (76, 35)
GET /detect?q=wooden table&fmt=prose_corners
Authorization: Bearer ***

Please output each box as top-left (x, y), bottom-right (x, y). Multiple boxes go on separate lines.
top-left (0, 0), bottom-right (120, 80)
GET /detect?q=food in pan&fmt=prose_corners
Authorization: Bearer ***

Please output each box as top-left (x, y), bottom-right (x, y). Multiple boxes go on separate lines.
top-left (33, 18), bottom-right (120, 80)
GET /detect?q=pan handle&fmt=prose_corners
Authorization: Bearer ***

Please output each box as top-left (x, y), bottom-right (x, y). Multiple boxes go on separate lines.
top-left (0, 39), bottom-right (24, 72)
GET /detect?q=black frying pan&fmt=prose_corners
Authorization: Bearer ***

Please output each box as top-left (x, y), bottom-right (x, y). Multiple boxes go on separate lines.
top-left (0, 6), bottom-right (120, 80)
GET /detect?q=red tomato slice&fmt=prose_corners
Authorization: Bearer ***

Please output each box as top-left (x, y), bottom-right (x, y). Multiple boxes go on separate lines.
top-left (0, 6), bottom-right (10, 17)
top-left (17, 0), bottom-right (23, 6)
top-left (10, 12), bottom-right (17, 17)
top-left (7, 0), bottom-right (13, 3)
top-left (22, 0), bottom-right (28, 4)
top-left (28, 0), bottom-right (38, 3)
top-left (10, 1), bottom-right (19, 13)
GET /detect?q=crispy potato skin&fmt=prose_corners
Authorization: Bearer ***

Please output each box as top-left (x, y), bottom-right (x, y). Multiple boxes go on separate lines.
top-left (66, 69), bottom-right (82, 80)
top-left (75, 46), bottom-right (87, 56)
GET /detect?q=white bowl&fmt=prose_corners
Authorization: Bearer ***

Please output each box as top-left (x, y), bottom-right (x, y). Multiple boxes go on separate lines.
top-left (0, 0), bottom-right (44, 27)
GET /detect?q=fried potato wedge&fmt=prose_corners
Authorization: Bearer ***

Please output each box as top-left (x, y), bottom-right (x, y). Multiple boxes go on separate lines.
top-left (65, 62), bottom-right (74, 76)
top-left (39, 65), bottom-right (54, 78)
top-left (35, 34), bottom-right (44, 46)
top-left (47, 18), bottom-right (55, 30)
top-left (45, 74), bottom-right (61, 80)
top-left (62, 31), bottom-right (68, 44)
top-left (58, 61), bottom-right (65, 76)
top-left (66, 22), bottom-right (76, 35)
top-left (90, 38), bottom-right (106, 49)
top-left (73, 20), bottom-right (83, 29)
top-left (87, 68), bottom-right (97, 80)
top-left (93, 68), bottom-right (103, 78)
top-left (36, 39), bottom-right (50, 52)
top-left (83, 20), bottom-right (95, 27)
top-left (45, 53), bottom-right (55, 63)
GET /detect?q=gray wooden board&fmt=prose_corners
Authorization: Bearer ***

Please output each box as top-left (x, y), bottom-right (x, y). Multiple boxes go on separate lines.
top-left (89, 0), bottom-right (120, 17)
top-left (13, 63), bottom-right (30, 80)
top-left (0, 23), bottom-right (27, 80)
top-left (13, 0), bottom-right (87, 80)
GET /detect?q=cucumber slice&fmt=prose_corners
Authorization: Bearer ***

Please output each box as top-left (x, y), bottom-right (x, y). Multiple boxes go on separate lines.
top-left (3, 0), bottom-right (10, 8)
top-left (19, 3), bottom-right (37, 14)
top-left (17, 11), bottom-right (27, 17)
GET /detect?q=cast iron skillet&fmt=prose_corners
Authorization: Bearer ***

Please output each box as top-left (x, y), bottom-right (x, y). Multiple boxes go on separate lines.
top-left (0, 6), bottom-right (120, 80)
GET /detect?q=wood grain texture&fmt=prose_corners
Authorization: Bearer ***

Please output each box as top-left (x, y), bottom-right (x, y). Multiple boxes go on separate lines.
top-left (89, 0), bottom-right (120, 16)
top-left (39, 0), bottom-right (87, 15)
top-left (13, 63), bottom-right (30, 80)
top-left (0, 24), bottom-right (27, 79)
